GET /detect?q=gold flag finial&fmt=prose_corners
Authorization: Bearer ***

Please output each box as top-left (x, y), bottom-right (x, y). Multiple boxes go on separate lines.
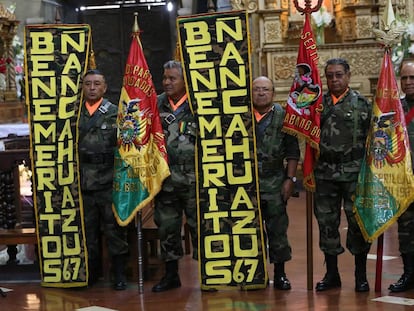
top-left (372, 0), bottom-right (405, 49)
top-left (382, 0), bottom-right (395, 31)
top-left (174, 41), bottom-right (181, 61)
top-left (88, 35), bottom-right (96, 69)
top-left (133, 12), bottom-right (140, 33)
top-left (293, 0), bottom-right (323, 15)
top-left (89, 50), bottom-right (96, 69)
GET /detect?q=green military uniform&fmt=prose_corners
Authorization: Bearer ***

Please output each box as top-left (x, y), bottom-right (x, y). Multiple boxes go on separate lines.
top-left (314, 89), bottom-right (371, 256)
top-left (256, 104), bottom-right (300, 263)
top-left (397, 97), bottom-right (414, 254)
top-left (154, 93), bottom-right (197, 261)
top-left (79, 99), bottom-right (128, 279)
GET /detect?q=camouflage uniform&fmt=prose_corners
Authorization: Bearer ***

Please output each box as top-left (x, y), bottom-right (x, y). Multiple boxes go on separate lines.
top-left (397, 97), bottom-right (414, 254)
top-left (314, 89), bottom-right (371, 256)
top-left (256, 104), bottom-right (300, 263)
top-left (79, 99), bottom-right (129, 274)
top-left (154, 93), bottom-right (197, 261)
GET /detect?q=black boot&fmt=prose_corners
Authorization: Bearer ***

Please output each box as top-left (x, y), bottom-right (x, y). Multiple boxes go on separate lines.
top-left (152, 260), bottom-right (181, 292)
top-left (273, 262), bottom-right (291, 290)
top-left (113, 255), bottom-right (127, 290)
top-left (355, 253), bottom-right (369, 292)
top-left (389, 253), bottom-right (414, 292)
top-left (315, 254), bottom-right (341, 291)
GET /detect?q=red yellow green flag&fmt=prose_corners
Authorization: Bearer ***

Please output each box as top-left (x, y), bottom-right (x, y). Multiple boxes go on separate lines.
top-left (282, 13), bottom-right (323, 191)
top-left (354, 49), bottom-right (414, 242)
top-left (112, 20), bottom-right (170, 226)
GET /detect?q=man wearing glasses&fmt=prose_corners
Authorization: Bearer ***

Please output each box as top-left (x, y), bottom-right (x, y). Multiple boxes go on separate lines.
top-left (313, 58), bottom-right (372, 292)
top-left (252, 76), bottom-right (300, 290)
top-left (389, 62), bottom-right (414, 292)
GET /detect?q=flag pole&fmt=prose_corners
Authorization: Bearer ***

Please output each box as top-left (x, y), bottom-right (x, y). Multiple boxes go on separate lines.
top-left (370, 0), bottom-right (404, 293)
top-left (293, 0), bottom-right (322, 291)
top-left (135, 211), bottom-right (144, 293)
top-left (375, 234), bottom-right (384, 292)
top-left (306, 190), bottom-right (313, 290)
top-left (132, 12), bottom-right (144, 294)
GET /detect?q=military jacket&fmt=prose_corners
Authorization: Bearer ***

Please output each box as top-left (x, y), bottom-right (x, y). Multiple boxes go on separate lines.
top-left (402, 97), bottom-right (414, 169)
top-left (255, 103), bottom-right (300, 192)
top-left (157, 93), bottom-right (196, 189)
top-left (315, 89), bottom-right (371, 181)
top-left (78, 98), bottom-right (118, 191)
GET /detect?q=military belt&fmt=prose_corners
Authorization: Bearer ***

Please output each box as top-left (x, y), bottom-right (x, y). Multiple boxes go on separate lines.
top-left (258, 159), bottom-right (283, 176)
top-left (80, 152), bottom-right (114, 165)
top-left (319, 149), bottom-right (364, 164)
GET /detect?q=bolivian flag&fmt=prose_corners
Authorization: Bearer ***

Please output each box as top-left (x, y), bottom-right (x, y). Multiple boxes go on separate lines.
top-left (112, 15), bottom-right (170, 226)
top-left (354, 49), bottom-right (414, 242)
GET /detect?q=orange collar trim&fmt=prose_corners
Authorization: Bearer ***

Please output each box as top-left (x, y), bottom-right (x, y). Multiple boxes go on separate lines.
top-left (86, 98), bottom-right (103, 115)
top-left (331, 88), bottom-right (349, 105)
top-left (254, 108), bottom-right (271, 122)
top-left (169, 94), bottom-right (188, 111)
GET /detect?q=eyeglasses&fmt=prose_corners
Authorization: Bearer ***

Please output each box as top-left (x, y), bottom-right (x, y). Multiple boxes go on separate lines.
top-left (401, 75), bottom-right (414, 81)
top-left (325, 72), bottom-right (346, 80)
top-left (253, 87), bottom-right (272, 93)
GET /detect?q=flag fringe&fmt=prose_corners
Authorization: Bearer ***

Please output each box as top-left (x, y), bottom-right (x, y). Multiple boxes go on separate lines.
top-left (281, 127), bottom-right (320, 157)
top-left (355, 203), bottom-right (409, 242)
top-left (112, 167), bottom-right (170, 227)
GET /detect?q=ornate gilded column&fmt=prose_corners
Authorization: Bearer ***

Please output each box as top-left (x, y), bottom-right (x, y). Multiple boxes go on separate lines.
top-left (4, 25), bottom-right (18, 95)
top-left (0, 5), bottom-right (19, 101)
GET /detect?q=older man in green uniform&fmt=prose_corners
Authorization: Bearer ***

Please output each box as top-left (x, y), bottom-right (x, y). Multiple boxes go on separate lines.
top-left (79, 69), bottom-right (129, 290)
top-left (252, 76), bottom-right (300, 290)
top-left (152, 60), bottom-right (198, 292)
top-left (389, 62), bottom-right (414, 292)
top-left (314, 58), bottom-right (372, 292)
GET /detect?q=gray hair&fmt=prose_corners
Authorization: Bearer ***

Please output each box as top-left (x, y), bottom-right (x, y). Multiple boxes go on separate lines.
top-left (163, 60), bottom-right (183, 77)
top-left (325, 58), bottom-right (350, 73)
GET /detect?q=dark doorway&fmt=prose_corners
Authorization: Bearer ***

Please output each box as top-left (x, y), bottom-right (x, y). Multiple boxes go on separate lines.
top-left (63, 5), bottom-right (175, 104)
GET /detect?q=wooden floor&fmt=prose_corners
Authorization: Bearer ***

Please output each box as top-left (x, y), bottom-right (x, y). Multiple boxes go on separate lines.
top-left (1, 190), bottom-right (414, 311)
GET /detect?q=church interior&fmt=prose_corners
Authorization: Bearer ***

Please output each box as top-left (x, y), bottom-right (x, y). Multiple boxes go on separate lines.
top-left (0, 0), bottom-right (414, 310)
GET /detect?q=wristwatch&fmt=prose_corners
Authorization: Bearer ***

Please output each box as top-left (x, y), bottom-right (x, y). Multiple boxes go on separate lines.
top-left (286, 176), bottom-right (297, 183)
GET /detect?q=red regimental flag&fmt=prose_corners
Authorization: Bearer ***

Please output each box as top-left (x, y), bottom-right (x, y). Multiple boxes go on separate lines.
top-left (282, 13), bottom-right (323, 191)
top-left (112, 26), bottom-right (170, 226)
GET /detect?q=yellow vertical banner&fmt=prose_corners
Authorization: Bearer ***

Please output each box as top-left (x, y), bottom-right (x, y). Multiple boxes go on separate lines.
top-left (24, 24), bottom-right (91, 287)
top-left (177, 11), bottom-right (267, 290)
